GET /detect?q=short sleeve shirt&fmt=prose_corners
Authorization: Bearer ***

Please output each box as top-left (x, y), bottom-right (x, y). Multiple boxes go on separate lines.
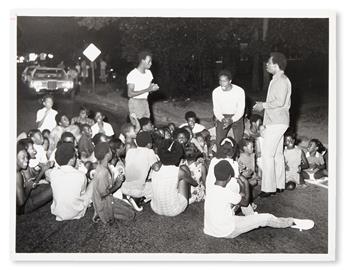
top-left (36, 108), bottom-right (58, 132)
top-left (123, 147), bottom-right (158, 191)
top-left (91, 122), bottom-right (114, 137)
top-left (50, 165), bottom-right (88, 221)
top-left (204, 178), bottom-right (242, 238)
top-left (126, 68), bottom-right (153, 99)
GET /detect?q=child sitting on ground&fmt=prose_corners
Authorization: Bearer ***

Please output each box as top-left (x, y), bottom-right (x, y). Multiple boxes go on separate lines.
top-left (47, 113), bottom-right (73, 158)
top-left (36, 94), bottom-right (58, 132)
top-left (181, 143), bottom-right (206, 204)
top-left (16, 145), bottom-right (52, 215)
top-left (71, 106), bottom-right (95, 129)
top-left (122, 131), bottom-right (159, 211)
top-left (42, 129), bottom-right (50, 140)
top-left (255, 125), bottom-right (265, 178)
top-left (173, 128), bottom-right (190, 151)
top-left (204, 159), bottom-right (314, 239)
top-left (92, 142), bottom-right (135, 224)
top-left (207, 116), bottom-right (218, 154)
top-left (163, 127), bottom-right (172, 140)
top-left (151, 128), bottom-right (166, 155)
top-left (28, 129), bottom-right (48, 165)
top-left (78, 124), bottom-right (95, 163)
top-left (167, 122), bottom-right (176, 135)
top-left (119, 122), bottom-right (138, 152)
top-left (244, 114), bottom-right (263, 139)
top-left (17, 138), bottom-right (54, 186)
top-left (91, 111), bottom-right (115, 138)
top-left (42, 137), bottom-right (49, 152)
top-left (302, 138), bottom-right (328, 180)
top-left (182, 125), bottom-right (193, 144)
top-left (139, 117), bottom-right (154, 132)
top-left (108, 138), bottom-right (127, 200)
top-left (191, 131), bottom-right (209, 160)
top-left (41, 129), bottom-right (51, 152)
top-left (237, 138), bottom-right (259, 187)
top-left (179, 111), bottom-right (206, 135)
top-left (284, 131), bottom-right (309, 188)
top-left (109, 138), bottom-right (126, 174)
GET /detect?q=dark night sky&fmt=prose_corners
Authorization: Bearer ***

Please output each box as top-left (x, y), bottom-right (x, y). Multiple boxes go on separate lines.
top-left (17, 17), bottom-right (121, 62)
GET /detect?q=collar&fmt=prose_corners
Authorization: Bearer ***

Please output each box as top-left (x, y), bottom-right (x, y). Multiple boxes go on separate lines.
top-left (59, 165), bottom-right (77, 172)
top-left (272, 70), bottom-right (284, 80)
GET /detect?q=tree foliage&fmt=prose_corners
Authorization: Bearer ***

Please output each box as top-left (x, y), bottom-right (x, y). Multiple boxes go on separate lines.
top-left (77, 17), bottom-right (329, 96)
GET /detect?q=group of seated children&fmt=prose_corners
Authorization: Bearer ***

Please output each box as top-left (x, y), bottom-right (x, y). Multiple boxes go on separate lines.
top-left (241, 115), bottom-right (328, 190)
top-left (16, 94), bottom-right (323, 237)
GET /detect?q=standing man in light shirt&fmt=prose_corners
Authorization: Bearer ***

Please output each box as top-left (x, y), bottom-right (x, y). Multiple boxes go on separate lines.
top-left (126, 50), bottom-right (159, 119)
top-left (212, 70), bottom-right (245, 147)
top-left (253, 52), bottom-right (291, 197)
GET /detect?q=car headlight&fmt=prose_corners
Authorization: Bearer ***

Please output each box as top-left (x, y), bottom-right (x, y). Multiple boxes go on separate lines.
top-left (65, 81), bottom-right (73, 88)
top-left (33, 81), bottom-right (42, 88)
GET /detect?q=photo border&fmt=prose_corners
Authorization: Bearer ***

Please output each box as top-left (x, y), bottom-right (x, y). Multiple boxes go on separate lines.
top-left (10, 8), bottom-right (337, 261)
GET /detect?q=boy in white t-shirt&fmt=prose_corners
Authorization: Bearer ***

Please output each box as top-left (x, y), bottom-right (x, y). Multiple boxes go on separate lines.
top-left (122, 131), bottom-right (159, 211)
top-left (36, 94), bottom-right (58, 132)
top-left (204, 159), bottom-right (314, 238)
top-left (126, 50), bottom-right (159, 118)
top-left (28, 129), bottom-right (48, 165)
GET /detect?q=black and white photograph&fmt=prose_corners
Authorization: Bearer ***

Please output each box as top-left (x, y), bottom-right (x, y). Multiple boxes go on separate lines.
top-left (11, 8), bottom-right (336, 261)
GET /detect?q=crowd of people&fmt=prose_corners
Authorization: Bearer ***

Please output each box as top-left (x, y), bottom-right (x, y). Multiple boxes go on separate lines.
top-left (16, 51), bottom-right (327, 239)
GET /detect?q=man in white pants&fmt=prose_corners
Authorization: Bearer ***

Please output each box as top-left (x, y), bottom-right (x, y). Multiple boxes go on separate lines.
top-left (253, 52), bottom-right (291, 197)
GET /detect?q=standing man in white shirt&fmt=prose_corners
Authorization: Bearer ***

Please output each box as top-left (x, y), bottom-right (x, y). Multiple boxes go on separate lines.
top-left (126, 51), bottom-right (159, 119)
top-left (212, 70), bottom-right (245, 147)
top-left (253, 52), bottom-right (291, 197)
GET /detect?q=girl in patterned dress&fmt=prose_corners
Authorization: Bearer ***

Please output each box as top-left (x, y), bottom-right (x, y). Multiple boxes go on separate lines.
top-left (181, 143), bottom-right (207, 204)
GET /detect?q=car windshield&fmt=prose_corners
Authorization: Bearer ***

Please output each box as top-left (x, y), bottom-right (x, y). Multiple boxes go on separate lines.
top-left (33, 69), bottom-right (66, 79)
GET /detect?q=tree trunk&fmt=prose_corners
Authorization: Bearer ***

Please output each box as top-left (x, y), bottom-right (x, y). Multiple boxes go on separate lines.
top-left (251, 27), bottom-right (260, 92)
top-left (262, 18), bottom-right (270, 92)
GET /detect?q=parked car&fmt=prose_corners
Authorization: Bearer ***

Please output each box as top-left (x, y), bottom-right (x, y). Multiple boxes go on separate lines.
top-left (21, 65), bottom-right (38, 85)
top-left (29, 67), bottom-right (76, 98)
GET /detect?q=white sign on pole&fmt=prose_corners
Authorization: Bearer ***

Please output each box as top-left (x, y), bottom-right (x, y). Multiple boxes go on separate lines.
top-left (83, 43), bottom-right (101, 62)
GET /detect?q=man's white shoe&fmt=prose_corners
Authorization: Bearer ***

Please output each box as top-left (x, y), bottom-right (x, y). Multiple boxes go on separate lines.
top-left (291, 219), bottom-right (315, 231)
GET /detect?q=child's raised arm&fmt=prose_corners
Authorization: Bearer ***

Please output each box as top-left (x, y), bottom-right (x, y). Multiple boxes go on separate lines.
top-left (300, 150), bottom-right (309, 170)
top-left (237, 175), bottom-right (250, 207)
